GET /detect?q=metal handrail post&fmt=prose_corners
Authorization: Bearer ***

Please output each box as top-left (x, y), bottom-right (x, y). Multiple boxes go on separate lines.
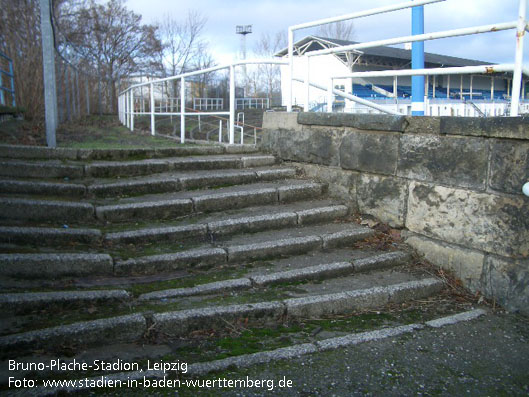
top-left (511, 0), bottom-right (527, 116)
top-left (229, 65), bottom-right (235, 144)
top-left (287, 28), bottom-right (294, 112)
top-left (150, 82), bottom-right (155, 136)
top-left (219, 120), bottom-right (222, 143)
top-left (0, 70), bottom-right (4, 105)
top-left (304, 56), bottom-right (310, 112)
top-left (180, 77), bottom-right (185, 143)
top-left (130, 89), bottom-right (134, 131)
top-left (8, 58), bottom-right (15, 107)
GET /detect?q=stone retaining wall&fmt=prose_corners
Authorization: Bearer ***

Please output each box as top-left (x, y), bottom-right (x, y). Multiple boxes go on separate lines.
top-left (260, 112), bottom-right (529, 314)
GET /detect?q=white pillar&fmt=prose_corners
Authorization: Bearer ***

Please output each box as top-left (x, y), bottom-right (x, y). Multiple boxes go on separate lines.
top-left (304, 56), bottom-right (310, 112)
top-left (511, 0), bottom-right (526, 116)
top-left (130, 89), bottom-right (134, 132)
top-left (287, 28), bottom-right (294, 112)
top-left (229, 65), bottom-right (235, 144)
top-left (180, 77), bottom-right (185, 143)
top-left (327, 79), bottom-right (333, 113)
top-left (150, 82), bottom-right (155, 136)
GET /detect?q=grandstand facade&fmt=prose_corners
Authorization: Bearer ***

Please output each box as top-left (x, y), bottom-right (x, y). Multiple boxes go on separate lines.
top-left (277, 36), bottom-right (528, 116)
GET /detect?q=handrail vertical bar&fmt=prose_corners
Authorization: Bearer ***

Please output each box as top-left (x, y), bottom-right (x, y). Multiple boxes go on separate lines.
top-left (130, 88), bottom-right (134, 131)
top-left (511, 0), bottom-right (527, 116)
top-left (304, 56), bottom-right (310, 112)
top-left (10, 58), bottom-right (16, 107)
top-left (327, 78), bottom-right (334, 112)
top-left (0, 69), bottom-right (4, 105)
top-left (229, 65), bottom-right (235, 144)
top-left (180, 77), bottom-right (185, 143)
top-left (287, 28), bottom-right (294, 112)
top-left (219, 120), bottom-right (222, 143)
top-left (150, 82), bottom-right (155, 135)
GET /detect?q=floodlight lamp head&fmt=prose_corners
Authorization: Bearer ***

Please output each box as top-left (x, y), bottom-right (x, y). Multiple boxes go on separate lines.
top-left (236, 25), bottom-right (253, 35)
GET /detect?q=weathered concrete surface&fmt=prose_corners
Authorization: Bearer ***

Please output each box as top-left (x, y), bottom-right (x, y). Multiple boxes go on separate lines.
top-left (262, 111), bottom-right (302, 131)
top-left (0, 180), bottom-right (86, 196)
top-left (278, 183), bottom-right (323, 203)
top-left (405, 233), bottom-right (485, 292)
top-left (277, 127), bottom-right (342, 166)
top-left (397, 134), bottom-right (488, 190)
top-left (153, 302), bottom-right (285, 336)
top-left (298, 112), bottom-right (407, 132)
top-left (481, 255), bottom-right (529, 315)
top-left (227, 236), bottom-right (322, 263)
top-left (0, 198), bottom-right (94, 222)
top-left (352, 251), bottom-right (410, 273)
top-left (294, 163), bottom-right (357, 208)
top-left (0, 160), bottom-right (84, 179)
top-left (356, 173), bottom-right (407, 227)
top-left (0, 226), bottom-right (102, 246)
top-left (489, 139), bottom-right (529, 195)
top-left (440, 116), bottom-right (529, 139)
top-left (0, 253), bottom-right (113, 278)
top-left (138, 278), bottom-right (252, 300)
top-left (0, 314), bottom-right (146, 352)
top-left (404, 116), bottom-right (441, 135)
top-left (95, 199), bottom-right (193, 222)
top-left (115, 248), bottom-right (227, 275)
top-left (406, 181), bottom-right (529, 258)
top-left (339, 130), bottom-right (399, 175)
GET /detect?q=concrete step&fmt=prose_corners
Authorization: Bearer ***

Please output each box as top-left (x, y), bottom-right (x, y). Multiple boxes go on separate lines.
top-left (0, 180), bottom-right (324, 224)
top-left (0, 201), bottom-right (347, 247)
top-left (0, 154), bottom-right (275, 180)
top-left (115, 223), bottom-right (373, 275)
top-left (95, 180), bottom-right (323, 223)
top-left (0, 276), bottom-right (443, 354)
top-left (0, 223), bottom-right (370, 279)
top-left (0, 143), bottom-right (259, 161)
top-left (86, 167), bottom-right (296, 198)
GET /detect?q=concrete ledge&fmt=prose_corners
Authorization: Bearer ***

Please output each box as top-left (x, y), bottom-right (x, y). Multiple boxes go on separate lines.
top-left (322, 228), bottom-right (373, 249)
top-left (153, 302), bottom-right (285, 336)
top-left (0, 160), bottom-right (84, 179)
top-left (95, 199), bottom-right (193, 222)
top-left (0, 289), bottom-right (130, 313)
top-left (227, 236), bottom-right (322, 263)
top-left (0, 314), bottom-right (146, 352)
top-left (0, 198), bottom-right (95, 222)
top-left (0, 144), bottom-right (78, 160)
top-left (316, 323), bottom-right (423, 351)
top-left (0, 226), bottom-right (102, 246)
top-left (251, 262), bottom-right (353, 286)
top-left (188, 343), bottom-right (318, 376)
top-left (425, 309), bottom-right (486, 328)
top-left (440, 116), bottom-right (529, 139)
top-left (353, 251), bottom-right (411, 273)
top-left (298, 112), bottom-right (407, 132)
top-left (138, 278), bottom-right (252, 300)
top-left (296, 205), bottom-right (348, 225)
top-left (0, 253), bottom-right (114, 278)
top-left (85, 160), bottom-right (171, 178)
top-left (88, 179), bottom-right (180, 198)
top-left (193, 188), bottom-right (278, 212)
top-left (105, 224), bottom-right (207, 245)
top-left (0, 180), bottom-right (86, 197)
top-left (208, 212), bottom-right (298, 236)
top-left (278, 183), bottom-right (323, 202)
top-left (114, 248), bottom-right (227, 275)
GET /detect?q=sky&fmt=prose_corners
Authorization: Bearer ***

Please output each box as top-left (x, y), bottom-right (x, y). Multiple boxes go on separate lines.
top-left (126, 0), bottom-right (527, 65)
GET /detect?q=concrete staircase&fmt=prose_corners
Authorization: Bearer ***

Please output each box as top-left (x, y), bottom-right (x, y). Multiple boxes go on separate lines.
top-left (0, 143), bottom-right (454, 392)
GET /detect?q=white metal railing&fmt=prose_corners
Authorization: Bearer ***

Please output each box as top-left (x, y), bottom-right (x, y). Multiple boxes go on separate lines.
top-left (118, 59), bottom-right (286, 144)
top-left (287, 0), bottom-right (528, 117)
top-left (235, 98), bottom-right (270, 110)
top-left (194, 98), bottom-right (223, 111)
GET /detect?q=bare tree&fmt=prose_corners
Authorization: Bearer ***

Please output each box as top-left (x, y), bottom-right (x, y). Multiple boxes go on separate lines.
top-left (0, 0), bottom-right (44, 120)
top-left (317, 21), bottom-right (355, 41)
top-left (250, 31), bottom-right (286, 105)
top-left (56, 0), bottom-right (162, 110)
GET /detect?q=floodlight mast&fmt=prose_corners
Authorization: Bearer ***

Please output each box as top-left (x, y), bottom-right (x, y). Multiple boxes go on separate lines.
top-left (236, 25), bottom-right (253, 97)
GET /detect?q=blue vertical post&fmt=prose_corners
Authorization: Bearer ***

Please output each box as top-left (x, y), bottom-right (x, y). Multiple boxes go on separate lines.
top-left (9, 59), bottom-right (16, 107)
top-left (411, 2), bottom-right (425, 116)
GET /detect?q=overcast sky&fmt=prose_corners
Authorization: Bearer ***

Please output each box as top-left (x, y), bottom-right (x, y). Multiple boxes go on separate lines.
top-left (127, 0), bottom-right (527, 65)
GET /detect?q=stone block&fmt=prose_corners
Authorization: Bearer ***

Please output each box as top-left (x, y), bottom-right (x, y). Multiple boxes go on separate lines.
top-left (356, 173), bottom-right (407, 227)
top-left (227, 236), bottom-right (322, 263)
top-left (405, 233), bottom-right (484, 292)
top-left (275, 126), bottom-right (342, 166)
top-left (298, 112), bottom-right (407, 132)
top-left (480, 255), bottom-right (529, 315)
top-left (193, 188), bottom-right (277, 212)
top-left (404, 116), bottom-right (441, 134)
top-left (440, 116), bottom-right (529, 139)
top-left (278, 182), bottom-right (322, 202)
top-left (406, 182), bottom-right (529, 258)
top-left (294, 163), bottom-right (357, 208)
top-left (0, 198), bottom-right (95, 222)
top-left (339, 130), bottom-right (399, 175)
top-left (489, 139), bottom-right (529, 195)
top-left (262, 111), bottom-right (301, 131)
top-left (397, 134), bottom-right (488, 190)
top-left (95, 199), bottom-right (193, 222)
